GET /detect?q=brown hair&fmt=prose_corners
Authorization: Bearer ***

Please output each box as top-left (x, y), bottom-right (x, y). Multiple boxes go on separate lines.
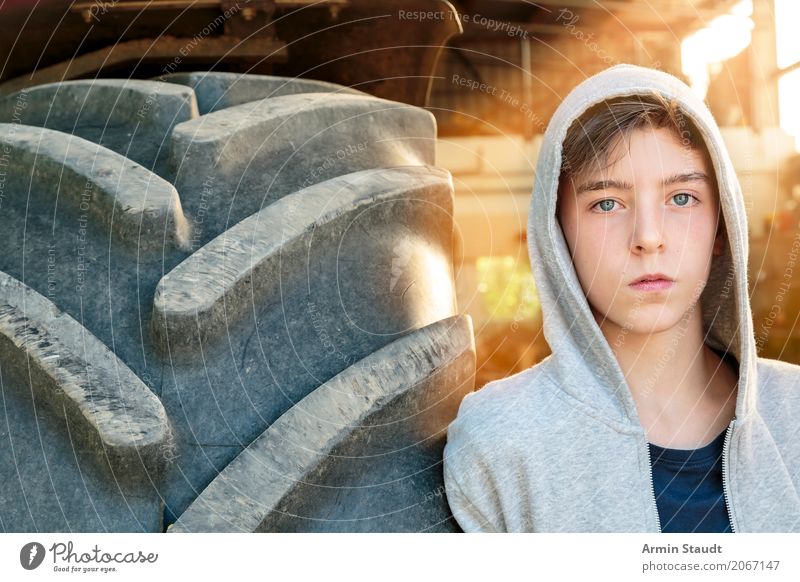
top-left (558, 91), bottom-right (709, 186)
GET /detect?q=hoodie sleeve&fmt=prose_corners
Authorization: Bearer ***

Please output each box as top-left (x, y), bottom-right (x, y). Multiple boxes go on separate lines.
top-left (442, 393), bottom-right (505, 532)
top-left (443, 459), bottom-right (501, 532)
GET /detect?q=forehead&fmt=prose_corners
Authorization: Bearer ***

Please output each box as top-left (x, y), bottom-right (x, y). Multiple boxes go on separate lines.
top-left (584, 126), bottom-right (712, 178)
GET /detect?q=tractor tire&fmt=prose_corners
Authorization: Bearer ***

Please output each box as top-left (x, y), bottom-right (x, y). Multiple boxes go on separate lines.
top-left (0, 72), bottom-right (474, 532)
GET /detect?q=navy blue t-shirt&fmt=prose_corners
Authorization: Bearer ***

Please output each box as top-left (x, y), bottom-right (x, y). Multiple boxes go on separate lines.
top-left (648, 427), bottom-right (732, 532)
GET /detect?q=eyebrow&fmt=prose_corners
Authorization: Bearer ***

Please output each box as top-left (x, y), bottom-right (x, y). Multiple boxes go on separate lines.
top-left (575, 172), bottom-right (712, 196)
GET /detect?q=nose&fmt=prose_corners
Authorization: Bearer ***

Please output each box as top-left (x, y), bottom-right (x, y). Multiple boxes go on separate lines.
top-left (631, 201), bottom-right (665, 253)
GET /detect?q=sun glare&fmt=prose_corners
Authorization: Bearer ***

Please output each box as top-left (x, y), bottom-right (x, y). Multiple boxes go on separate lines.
top-left (775, 0), bottom-right (800, 151)
top-left (681, 1), bottom-right (754, 98)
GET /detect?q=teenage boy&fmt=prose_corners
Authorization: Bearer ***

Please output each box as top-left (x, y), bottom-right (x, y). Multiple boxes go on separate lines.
top-left (443, 64), bottom-right (800, 532)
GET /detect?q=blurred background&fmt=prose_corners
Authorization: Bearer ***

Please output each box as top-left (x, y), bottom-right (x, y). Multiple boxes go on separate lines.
top-left (2, 0), bottom-right (799, 389)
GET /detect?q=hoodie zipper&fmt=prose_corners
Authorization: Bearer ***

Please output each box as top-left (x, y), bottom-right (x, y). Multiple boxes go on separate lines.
top-left (644, 439), bottom-right (662, 532)
top-left (721, 417), bottom-right (737, 533)
top-left (644, 417), bottom-right (737, 533)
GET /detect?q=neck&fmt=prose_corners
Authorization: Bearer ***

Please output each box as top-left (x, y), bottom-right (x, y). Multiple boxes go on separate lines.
top-left (593, 306), bottom-right (739, 448)
top-left (596, 306), bottom-right (727, 407)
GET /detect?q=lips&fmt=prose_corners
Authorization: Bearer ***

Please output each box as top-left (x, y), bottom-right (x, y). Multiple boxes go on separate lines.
top-left (629, 273), bottom-right (674, 292)
top-left (629, 273), bottom-right (673, 285)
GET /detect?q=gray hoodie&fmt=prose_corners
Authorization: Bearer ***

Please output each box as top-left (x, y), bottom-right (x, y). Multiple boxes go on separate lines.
top-left (442, 64), bottom-right (800, 532)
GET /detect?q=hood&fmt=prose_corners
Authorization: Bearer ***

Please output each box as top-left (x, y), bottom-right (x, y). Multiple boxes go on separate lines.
top-left (527, 64), bottom-right (757, 428)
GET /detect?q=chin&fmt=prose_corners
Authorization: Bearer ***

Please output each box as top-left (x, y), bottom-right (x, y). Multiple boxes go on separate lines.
top-left (605, 305), bottom-right (687, 336)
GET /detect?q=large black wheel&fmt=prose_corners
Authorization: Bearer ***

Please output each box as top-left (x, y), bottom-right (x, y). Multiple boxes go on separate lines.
top-left (0, 72), bottom-right (474, 532)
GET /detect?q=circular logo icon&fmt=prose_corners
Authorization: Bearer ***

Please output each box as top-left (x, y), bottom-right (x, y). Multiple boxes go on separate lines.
top-left (20, 542), bottom-right (45, 570)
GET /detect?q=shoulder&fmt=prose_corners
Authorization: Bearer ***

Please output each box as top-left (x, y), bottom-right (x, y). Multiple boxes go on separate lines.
top-left (756, 353), bottom-right (800, 382)
top-left (756, 355), bottom-right (800, 376)
top-left (754, 356), bottom-right (800, 424)
top-left (753, 356), bottom-right (800, 459)
top-left (453, 357), bottom-right (557, 429)
top-left (444, 356), bottom-right (562, 461)
top-left (755, 356), bottom-right (800, 402)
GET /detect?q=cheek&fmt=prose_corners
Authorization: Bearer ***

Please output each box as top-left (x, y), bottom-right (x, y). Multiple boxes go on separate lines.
top-left (571, 219), bottom-right (615, 261)
top-left (570, 233), bottom-right (618, 293)
top-left (674, 209), bottom-right (719, 252)
top-left (559, 208), bottom-right (625, 292)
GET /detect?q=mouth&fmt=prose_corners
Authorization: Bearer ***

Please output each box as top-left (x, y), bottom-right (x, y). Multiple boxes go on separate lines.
top-left (629, 273), bottom-right (674, 292)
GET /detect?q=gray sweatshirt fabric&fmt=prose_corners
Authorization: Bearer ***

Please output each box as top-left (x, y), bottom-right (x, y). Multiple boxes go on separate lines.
top-left (442, 64), bottom-right (800, 532)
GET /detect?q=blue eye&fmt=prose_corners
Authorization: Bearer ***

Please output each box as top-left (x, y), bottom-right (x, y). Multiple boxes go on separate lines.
top-left (672, 193), bottom-right (698, 206)
top-left (593, 199), bottom-right (616, 212)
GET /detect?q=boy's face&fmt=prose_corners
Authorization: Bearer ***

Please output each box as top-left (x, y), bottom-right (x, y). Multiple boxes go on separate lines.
top-left (556, 126), bottom-right (724, 336)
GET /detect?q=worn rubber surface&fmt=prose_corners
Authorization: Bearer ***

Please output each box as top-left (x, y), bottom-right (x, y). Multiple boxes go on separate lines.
top-left (0, 72), bottom-right (474, 532)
